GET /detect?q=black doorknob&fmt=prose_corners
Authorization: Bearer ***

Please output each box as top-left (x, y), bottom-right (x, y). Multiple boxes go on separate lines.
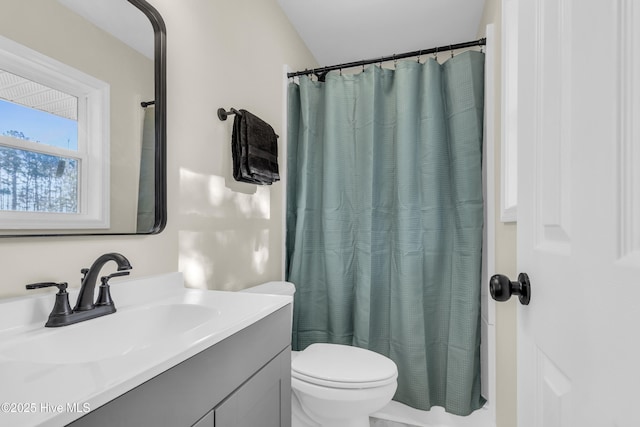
top-left (489, 273), bottom-right (531, 305)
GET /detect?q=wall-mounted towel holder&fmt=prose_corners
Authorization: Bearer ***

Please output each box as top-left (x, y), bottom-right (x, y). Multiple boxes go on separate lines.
top-left (217, 107), bottom-right (242, 121)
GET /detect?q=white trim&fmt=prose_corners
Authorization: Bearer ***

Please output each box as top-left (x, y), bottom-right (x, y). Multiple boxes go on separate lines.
top-left (0, 135), bottom-right (79, 159)
top-left (0, 35), bottom-right (110, 230)
top-left (481, 22), bottom-right (497, 427)
top-left (281, 65), bottom-right (292, 280)
top-left (616, 0), bottom-right (640, 265)
top-left (500, 0), bottom-right (518, 223)
top-left (372, 402), bottom-right (495, 427)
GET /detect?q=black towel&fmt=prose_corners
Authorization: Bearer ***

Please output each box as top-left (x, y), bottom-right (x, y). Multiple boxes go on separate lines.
top-left (232, 109), bottom-right (280, 185)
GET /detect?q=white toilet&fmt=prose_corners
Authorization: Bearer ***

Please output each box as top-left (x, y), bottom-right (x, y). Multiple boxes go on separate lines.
top-left (242, 281), bottom-right (398, 427)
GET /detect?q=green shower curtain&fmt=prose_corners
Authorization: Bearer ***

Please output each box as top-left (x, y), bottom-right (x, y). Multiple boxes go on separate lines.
top-left (286, 50), bottom-right (485, 416)
top-left (137, 105), bottom-right (155, 233)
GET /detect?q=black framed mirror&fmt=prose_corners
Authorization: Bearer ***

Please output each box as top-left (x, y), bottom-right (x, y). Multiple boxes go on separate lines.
top-left (0, 0), bottom-right (166, 237)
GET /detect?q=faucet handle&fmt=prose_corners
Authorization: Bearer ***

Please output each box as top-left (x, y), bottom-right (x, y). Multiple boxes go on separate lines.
top-left (105, 271), bottom-right (130, 280)
top-left (26, 282), bottom-right (68, 292)
top-left (96, 271), bottom-right (129, 307)
top-left (98, 271), bottom-right (129, 288)
top-left (26, 282), bottom-right (73, 319)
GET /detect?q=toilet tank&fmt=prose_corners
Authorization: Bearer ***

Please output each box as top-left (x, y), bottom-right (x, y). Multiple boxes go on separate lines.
top-left (241, 281), bottom-right (296, 297)
top-left (241, 281), bottom-right (296, 325)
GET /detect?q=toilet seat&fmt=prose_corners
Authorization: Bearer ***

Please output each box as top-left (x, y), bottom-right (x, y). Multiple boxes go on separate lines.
top-left (244, 283), bottom-right (398, 426)
top-left (292, 343), bottom-right (397, 389)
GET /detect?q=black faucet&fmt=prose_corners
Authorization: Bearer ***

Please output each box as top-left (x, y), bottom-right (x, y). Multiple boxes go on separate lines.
top-left (26, 253), bottom-right (132, 327)
top-left (74, 252), bottom-right (132, 311)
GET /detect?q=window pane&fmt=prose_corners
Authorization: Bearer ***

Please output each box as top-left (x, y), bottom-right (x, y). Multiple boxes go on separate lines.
top-left (0, 145), bottom-right (79, 213)
top-left (0, 69), bottom-right (78, 150)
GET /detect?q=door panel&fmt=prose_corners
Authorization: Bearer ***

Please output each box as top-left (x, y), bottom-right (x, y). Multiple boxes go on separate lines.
top-left (517, 0), bottom-right (640, 426)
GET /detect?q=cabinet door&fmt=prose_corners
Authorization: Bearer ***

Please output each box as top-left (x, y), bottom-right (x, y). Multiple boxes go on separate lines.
top-left (215, 350), bottom-right (290, 427)
top-left (192, 410), bottom-right (214, 427)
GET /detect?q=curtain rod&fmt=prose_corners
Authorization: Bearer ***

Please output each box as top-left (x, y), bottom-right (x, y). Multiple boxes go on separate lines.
top-left (287, 37), bottom-right (486, 80)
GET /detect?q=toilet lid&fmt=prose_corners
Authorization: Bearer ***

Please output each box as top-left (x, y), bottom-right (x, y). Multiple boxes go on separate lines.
top-left (291, 343), bottom-right (397, 389)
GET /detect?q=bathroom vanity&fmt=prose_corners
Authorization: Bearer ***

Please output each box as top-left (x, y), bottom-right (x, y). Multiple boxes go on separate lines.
top-left (0, 273), bottom-right (292, 427)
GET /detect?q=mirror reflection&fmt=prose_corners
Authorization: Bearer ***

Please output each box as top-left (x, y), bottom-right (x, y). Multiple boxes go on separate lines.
top-left (0, 0), bottom-right (165, 236)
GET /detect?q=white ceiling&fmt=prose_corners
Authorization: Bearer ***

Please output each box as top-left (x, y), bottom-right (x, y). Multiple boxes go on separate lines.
top-left (278, 0), bottom-right (486, 67)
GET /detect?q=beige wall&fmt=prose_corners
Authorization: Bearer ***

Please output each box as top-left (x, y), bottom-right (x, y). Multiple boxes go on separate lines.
top-left (157, 0), bottom-right (317, 291)
top-left (477, 0), bottom-right (519, 426)
top-left (0, 0), bottom-right (316, 298)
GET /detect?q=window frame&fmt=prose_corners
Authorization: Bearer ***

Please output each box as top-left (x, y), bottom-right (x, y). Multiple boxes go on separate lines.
top-left (0, 35), bottom-right (110, 230)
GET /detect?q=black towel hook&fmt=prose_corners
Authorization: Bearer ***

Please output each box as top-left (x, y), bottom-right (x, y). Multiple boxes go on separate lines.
top-left (217, 107), bottom-right (241, 121)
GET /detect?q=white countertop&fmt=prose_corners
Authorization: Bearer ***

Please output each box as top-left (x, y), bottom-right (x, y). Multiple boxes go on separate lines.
top-left (0, 272), bottom-right (291, 427)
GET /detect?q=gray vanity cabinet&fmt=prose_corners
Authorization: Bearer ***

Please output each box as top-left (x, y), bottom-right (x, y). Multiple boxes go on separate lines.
top-left (69, 305), bottom-right (292, 427)
top-left (192, 411), bottom-right (214, 427)
top-left (193, 347), bottom-right (290, 427)
top-left (214, 348), bottom-right (289, 427)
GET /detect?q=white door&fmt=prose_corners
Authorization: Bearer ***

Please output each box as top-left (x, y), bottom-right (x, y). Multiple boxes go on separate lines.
top-left (515, 0), bottom-right (640, 426)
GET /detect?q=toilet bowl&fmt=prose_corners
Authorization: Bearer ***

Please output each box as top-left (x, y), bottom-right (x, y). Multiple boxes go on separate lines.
top-left (242, 282), bottom-right (398, 427)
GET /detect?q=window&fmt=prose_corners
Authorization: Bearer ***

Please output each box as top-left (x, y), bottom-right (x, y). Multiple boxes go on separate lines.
top-left (0, 35), bottom-right (109, 230)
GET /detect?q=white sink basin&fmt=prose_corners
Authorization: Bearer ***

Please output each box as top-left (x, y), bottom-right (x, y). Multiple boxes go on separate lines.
top-left (0, 272), bottom-right (291, 427)
top-left (0, 303), bottom-right (219, 365)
